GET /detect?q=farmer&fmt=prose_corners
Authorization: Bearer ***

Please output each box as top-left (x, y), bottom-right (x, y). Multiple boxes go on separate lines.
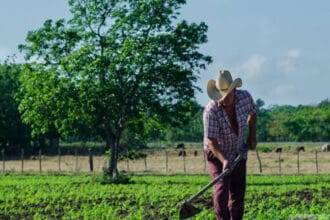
top-left (203, 70), bottom-right (257, 220)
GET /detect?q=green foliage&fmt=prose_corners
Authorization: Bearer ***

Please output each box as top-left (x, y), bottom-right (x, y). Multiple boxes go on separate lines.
top-left (257, 145), bottom-right (272, 153)
top-left (0, 174), bottom-right (329, 219)
top-left (100, 170), bottom-right (132, 184)
top-left (0, 62), bottom-right (31, 151)
top-left (18, 0), bottom-right (211, 175)
top-left (266, 102), bottom-right (330, 142)
top-left (155, 98), bottom-right (330, 143)
top-left (283, 104), bottom-right (330, 141)
top-left (164, 100), bottom-right (203, 142)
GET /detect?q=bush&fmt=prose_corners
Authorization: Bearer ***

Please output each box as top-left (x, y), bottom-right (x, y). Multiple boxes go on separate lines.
top-left (258, 145), bottom-right (272, 153)
top-left (97, 168), bottom-right (133, 185)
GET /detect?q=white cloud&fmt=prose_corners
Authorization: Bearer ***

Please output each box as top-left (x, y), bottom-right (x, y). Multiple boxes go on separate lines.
top-left (239, 54), bottom-right (267, 79)
top-left (277, 60), bottom-right (296, 73)
top-left (277, 49), bottom-right (301, 73)
top-left (273, 84), bottom-right (295, 96)
top-left (287, 49), bottom-right (301, 59)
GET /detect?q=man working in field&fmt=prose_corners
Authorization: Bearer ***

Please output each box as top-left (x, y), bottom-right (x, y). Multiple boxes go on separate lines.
top-left (203, 70), bottom-right (257, 220)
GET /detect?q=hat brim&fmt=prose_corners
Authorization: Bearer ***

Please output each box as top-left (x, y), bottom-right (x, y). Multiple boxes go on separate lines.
top-left (207, 78), bottom-right (242, 101)
top-left (207, 80), bottom-right (222, 101)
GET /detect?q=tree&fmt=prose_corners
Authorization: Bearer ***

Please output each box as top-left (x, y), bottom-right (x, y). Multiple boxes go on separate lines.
top-left (255, 99), bottom-right (271, 141)
top-left (283, 105), bottom-right (330, 141)
top-left (255, 98), bottom-right (265, 110)
top-left (163, 100), bottom-right (203, 142)
top-left (0, 62), bottom-right (31, 153)
top-left (18, 0), bottom-right (211, 178)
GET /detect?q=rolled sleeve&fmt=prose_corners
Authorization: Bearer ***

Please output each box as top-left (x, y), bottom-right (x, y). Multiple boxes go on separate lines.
top-left (203, 109), bottom-right (219, 140)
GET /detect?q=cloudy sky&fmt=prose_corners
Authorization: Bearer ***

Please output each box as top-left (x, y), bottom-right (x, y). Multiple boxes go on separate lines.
top-left (1, 0), bottom-right (329, 106)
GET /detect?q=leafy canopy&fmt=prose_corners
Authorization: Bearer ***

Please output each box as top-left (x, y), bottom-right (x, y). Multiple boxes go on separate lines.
top-left (18, 0), bottom-right (211, 146)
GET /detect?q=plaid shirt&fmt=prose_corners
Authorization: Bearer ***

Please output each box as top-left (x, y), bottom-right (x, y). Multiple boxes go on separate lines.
top-left (203, 89), bottom-right (257, 162)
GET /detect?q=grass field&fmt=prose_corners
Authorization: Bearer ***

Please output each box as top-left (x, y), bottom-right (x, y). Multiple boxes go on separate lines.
top-left (0, 173), bottom-right (329, 219)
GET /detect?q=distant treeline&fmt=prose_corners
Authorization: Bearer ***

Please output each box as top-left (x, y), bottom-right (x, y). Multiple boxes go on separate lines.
top-left (165, 98), bottom-right (330, 143)
top-left (0, 62), bottom-right (329, 155)
top-left (255, 99), bottom-right (329, 142)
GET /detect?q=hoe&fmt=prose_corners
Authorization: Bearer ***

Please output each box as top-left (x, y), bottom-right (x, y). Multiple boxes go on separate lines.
top-left (179, 154), bottom-right (243, 219)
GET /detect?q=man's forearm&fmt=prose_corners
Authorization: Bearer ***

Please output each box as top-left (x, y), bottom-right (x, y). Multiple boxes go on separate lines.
top-left (248, 113), bottom-right (257, 138)
top-left (247, 113), bottom-right (257, 150)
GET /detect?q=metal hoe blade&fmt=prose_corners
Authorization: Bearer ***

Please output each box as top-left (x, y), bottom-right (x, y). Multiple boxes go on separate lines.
top-left (179, 201), bottom-right (201, 219)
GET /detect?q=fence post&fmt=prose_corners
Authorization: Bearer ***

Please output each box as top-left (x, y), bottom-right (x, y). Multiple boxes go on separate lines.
top-left (58, 148), bottom-right (61, 172)
top-left (278, 151), bottom-right (281, 174)
top-left (144, 156), bottom-right (147, 171)
top-left (255, 149), bottom-right (262, 174)
top-left (165, 151), bottom-right (169, 173)
top-left (75, 148), bottom-right (78, 172)
top-left (21, 149), bottom-right (24, 172)
top-left (297, 151), bottom-right (300, 174)
top-left (126, 158), bottom-right (129, 172)
top-left (183, 152), bottom-right (186, 173)
top-left (1, 149), bottom-right (5, 173)
top-left (125, 149), bottom-right (129, 172)
top-left (315, 150), bottom-right (319, 174)
top-left (88, 148), bottom-right (94, 172)
top-left (38, 149), bottom-right (42, 173)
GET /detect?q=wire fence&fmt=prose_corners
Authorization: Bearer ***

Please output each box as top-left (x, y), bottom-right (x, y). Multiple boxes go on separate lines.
top-left (0, 148), bottom-right (329, 174)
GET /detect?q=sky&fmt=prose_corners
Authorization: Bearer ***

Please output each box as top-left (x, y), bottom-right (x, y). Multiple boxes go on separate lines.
top-left (1, 0), bottom-right (329, 107)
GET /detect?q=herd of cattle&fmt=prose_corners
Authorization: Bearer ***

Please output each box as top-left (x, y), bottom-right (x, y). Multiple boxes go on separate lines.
top-left (271, 144), bottom-right (329, 153)
top-left (175, 143), bottom-right (330, 157)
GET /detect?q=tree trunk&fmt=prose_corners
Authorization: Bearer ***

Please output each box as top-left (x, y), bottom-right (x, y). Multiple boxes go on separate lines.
top-left (107, 134), bottom-right (119, 178)
top-left (49, 136), bottom-right (60, 149)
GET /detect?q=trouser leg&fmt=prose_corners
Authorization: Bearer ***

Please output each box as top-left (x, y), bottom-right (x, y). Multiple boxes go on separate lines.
top-left (228, 159), bottom-right (247, 220)
top-left (206, 150), bottom-right (230, 220)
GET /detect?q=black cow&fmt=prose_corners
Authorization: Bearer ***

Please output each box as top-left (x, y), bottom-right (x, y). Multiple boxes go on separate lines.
top-left (193, 150), bottom-right (198, 157)
top-left (176, 143), bottom-right (185, 149)
top-left (275, 147), bottom-right (282, 153)
top-left (296, 146), bottom-right (305, 152)
top-left (178, 150), bottom-right (186, 157)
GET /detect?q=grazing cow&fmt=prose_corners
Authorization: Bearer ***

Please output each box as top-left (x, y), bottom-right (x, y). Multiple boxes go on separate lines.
top-left (178, 150), bottom-right (186, 157)
top-left (194, 150), bottom-right (198, 157)
top-left (296, 146), bottom-right (305, 152)
top-left (275, 147), bottom-right (282, 153)
top-left (176, 143), bottom-right (185, 149)
top-left (321, 144), bottom-right (330, 152)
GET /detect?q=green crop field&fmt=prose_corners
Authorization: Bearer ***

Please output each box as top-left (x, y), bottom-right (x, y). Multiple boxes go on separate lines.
top-left (0, 173), bottom-right (329, 219)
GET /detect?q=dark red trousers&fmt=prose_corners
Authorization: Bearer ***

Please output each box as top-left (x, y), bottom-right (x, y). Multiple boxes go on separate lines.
top-left (205, 150), bottom-right (247, 220)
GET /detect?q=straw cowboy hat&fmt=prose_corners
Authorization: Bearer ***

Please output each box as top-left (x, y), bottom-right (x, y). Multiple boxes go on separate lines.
top-left (207, 70), bottom-right (242, 101)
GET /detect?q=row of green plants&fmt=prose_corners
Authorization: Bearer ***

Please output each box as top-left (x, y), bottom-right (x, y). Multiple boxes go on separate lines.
top-left (0, 173), bottom-right (329, 219)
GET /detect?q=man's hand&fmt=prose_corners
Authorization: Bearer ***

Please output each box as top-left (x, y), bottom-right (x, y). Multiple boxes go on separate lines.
top-left (222, 159), bottom-right (231, 172)
top-left (207, 138), bottom-right (229, 169)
